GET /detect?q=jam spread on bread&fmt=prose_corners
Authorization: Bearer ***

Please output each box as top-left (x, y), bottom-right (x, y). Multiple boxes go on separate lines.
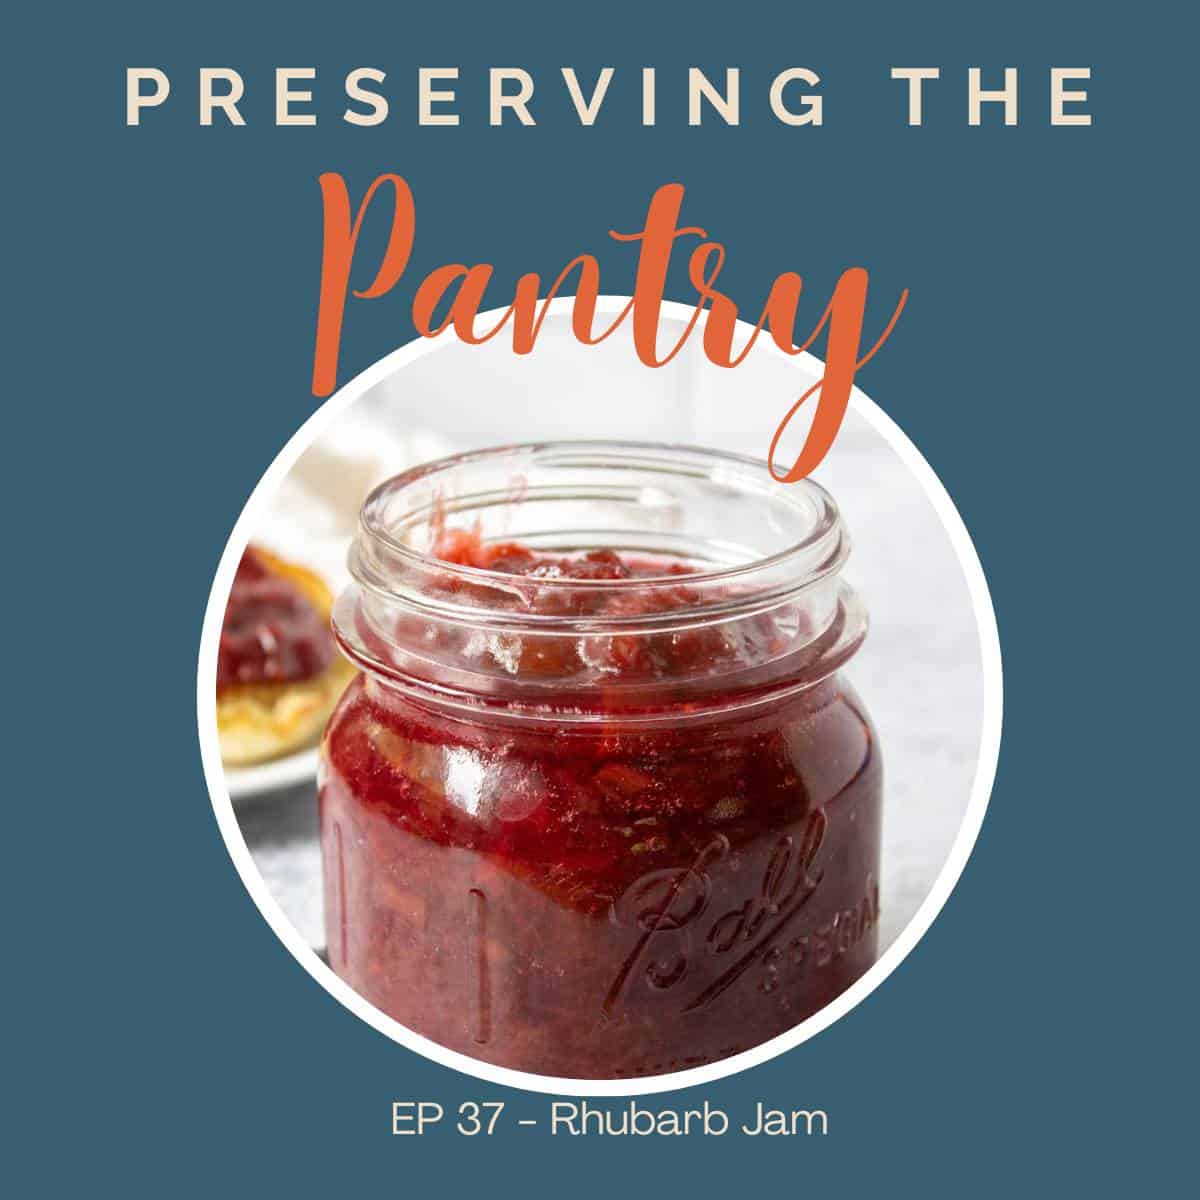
top-left (218, 548), bottom-right (335, 693)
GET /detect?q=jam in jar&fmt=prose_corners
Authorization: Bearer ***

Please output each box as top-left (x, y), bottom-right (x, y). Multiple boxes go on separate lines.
top-left (319, 443), bottom-right (882, 1079)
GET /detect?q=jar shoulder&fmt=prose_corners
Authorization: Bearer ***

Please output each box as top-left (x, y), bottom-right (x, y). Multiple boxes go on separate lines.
top-left (321, 674), bottom-right (879, 840)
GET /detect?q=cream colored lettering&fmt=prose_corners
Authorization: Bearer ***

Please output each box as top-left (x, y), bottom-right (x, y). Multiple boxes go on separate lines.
top-left (688, 68), bottom-right (739, 125)
top-left (1051, 68), bottom-right (1091, 126)
top-left (561, 68), bottom-right (615, 125)
top-left (490, 68), bottom-right (536, 126)
top-left (891, 67), bottom-right (939, 126)
top-left (770, 69), bottom-right (822, 126)
top-left (276, 68), bottom-right (316, 126)
top-left (345, 68), bottom-right (388, 126)
top-left (969, 67), bottom-right (1018, 126)
top-left (126, 68), bottom-right (169, 124)
top-left (200, 68), bottom-right (245, 126)
top-left (419, 68), bottom-right (459, 126)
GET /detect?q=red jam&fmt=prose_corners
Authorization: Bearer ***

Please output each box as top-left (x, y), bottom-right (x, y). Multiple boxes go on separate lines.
top-left (217, 548), bottom-right (334, 693)
top-left (320, 537), bottom-right (881, 1078)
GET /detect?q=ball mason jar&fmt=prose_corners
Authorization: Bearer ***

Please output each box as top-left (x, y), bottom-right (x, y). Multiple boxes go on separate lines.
top-left (319, 442), bottom-right (882, 1079)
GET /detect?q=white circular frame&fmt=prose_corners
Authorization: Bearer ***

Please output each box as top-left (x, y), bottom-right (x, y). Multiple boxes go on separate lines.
top-left (198, 297), bottom-right (1004, 1097)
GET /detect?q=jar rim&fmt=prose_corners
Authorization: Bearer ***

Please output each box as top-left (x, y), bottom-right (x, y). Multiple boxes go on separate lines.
top-left (335, 440), bottom-right (867, 721)
top-left (356, 440), bottom-right (847, 621)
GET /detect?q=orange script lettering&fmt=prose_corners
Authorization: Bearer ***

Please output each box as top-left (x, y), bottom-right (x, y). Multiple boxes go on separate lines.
top-left (312, 175), bottom-right (907, 480)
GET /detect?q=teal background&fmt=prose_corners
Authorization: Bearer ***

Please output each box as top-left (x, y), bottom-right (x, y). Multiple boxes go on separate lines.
top-left (10, 1), bottom-right (1189, 1194)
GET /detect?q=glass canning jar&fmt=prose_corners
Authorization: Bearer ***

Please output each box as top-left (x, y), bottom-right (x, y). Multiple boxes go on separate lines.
top-left (319, 441), bottom-right (882, 1079)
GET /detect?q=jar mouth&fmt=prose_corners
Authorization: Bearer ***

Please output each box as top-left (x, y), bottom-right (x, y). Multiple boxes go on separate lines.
top-left (336, 441), bottom-right (867, 720)
top-left (351, 441), bottom-right (849, 630)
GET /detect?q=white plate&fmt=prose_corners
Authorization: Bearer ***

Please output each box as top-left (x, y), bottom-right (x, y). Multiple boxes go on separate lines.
top-left (225, 746), bottom-right (320, 803)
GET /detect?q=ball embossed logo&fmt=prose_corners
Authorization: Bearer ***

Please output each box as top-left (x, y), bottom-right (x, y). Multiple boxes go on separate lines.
top-left (605, 809), bottom-right (829, 1017)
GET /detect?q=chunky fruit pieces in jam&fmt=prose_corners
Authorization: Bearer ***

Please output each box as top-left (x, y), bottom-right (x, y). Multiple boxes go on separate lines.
top-left (425, 530), bottom-right (792, 686)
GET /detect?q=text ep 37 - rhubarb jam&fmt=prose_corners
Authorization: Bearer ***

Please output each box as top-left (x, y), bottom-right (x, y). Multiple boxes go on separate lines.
top-left (319, 443), bottom-right (882, 1079)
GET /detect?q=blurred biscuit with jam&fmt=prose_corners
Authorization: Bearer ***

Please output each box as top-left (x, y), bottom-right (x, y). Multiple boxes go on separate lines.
top-left (217, 546), bottom-right (354, 765)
